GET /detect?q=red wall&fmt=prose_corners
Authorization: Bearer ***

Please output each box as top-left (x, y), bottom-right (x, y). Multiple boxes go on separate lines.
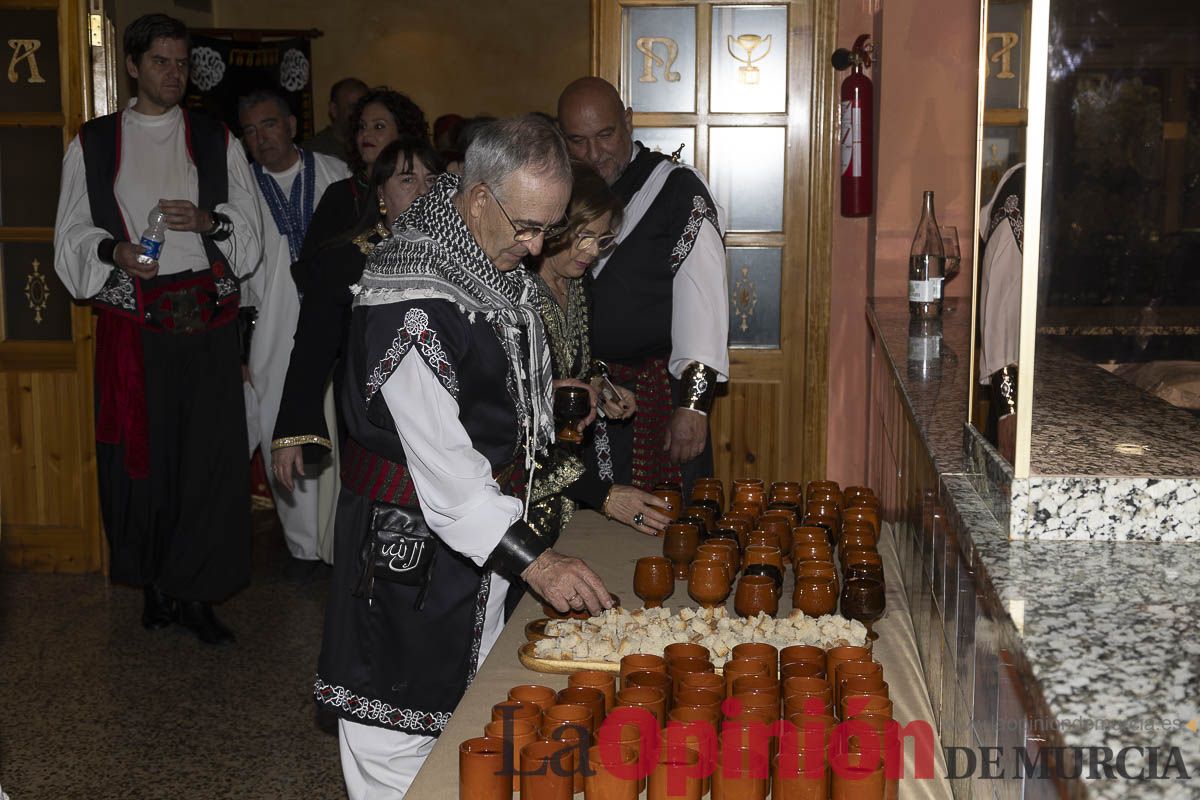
top-left (825, 0), bottom-right (981, 485)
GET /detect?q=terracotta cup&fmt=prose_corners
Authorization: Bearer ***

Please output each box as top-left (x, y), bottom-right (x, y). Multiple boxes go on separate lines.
top-left (792, 525), bottom-right (828, 545)
top-left (781, 660), bottom-right (827, 681)
top-left (757, 516), bottom-right (790, 542)
top-left (674, 687), bottom-right (723, 718)
top-left (595, 714), bottom-right (648, 794)
top-left (793, 575), bottom-right (839, 618)
top-left (722, 657), bottom-right (768, 699)
top-left (635, 555), bottom-right (676, 608)
top-left (544, 702), bottom-right (594, 743)
top-left (732, 487), bottom-right (765, 516)
top-left (484, 717), bottom-right (537, 791)
top-left (734, 574), bottom-right (778, 618)
top-left (842, 507), bottom-right (879, 537)
top-left (770, 481), bottom-right (803, 501)
top-left (720, 710), bottom-right (776, 753)
top-left (559, 686), bottom-right (607, 731)
top-left (805, 500), bottom-right (841, 525)
top-left (667, 657), bottom-right (715, 696)
top-left (783, 676), bottom-right (835, 712)
top-left (839, 531), bottom-right (877, 553)
top-left (763, 506), bottom-right (799, 527)
top-left (843, 674), bottom-right (888, 700)
top-left (459, 736), bottom-right (511, 800)
top-left (784, 695), bottom-right (835, 722)
top-left (773, 747), bottom-right (830, 800)
top-left (620, 653), bottom-right (667, 687)
top-left (585, 743), bottom-right (640, 800)
top-left (649, 745), bottom-right (703, 800)
top-left (652, 489), bottom-right (684, 522)
top-left (732, 674), bottom-right (782, 706)
top-left (616, 685), bottom-right (667, 728)
top-left (492, 699), bottom-right (542, 729)
top-left (831, 750), bottom-right (886, 800)
top-left (842, 694), bottom-right (894, 721)
top-left (784, 711), bottom-right (838, 748)
top-left (746, 530), bottom-right (781, 552)
top-left (668, 704), bottom-right (720, 732)
top-left (665, 642), bottom-right (711, 664)
top-left (732, 692), bottom-right (781, 725)
top-left (731, 642), bottom-right (779, 677)
top-left (679, 670), bottom-right (725, 697)
top-left (570, 669), bottom-right (618, 713)
top-left (791, 539), bottom-right (834, 564)
top-left (544, 723), bottom-right (588, 793)
top-left (687, 560), bottom-right (731, 609)
top-left (628, 670), bottom-right (674, 714)
top-left (846, 494), bottom-right (881, 511)
top-left (509, 683), bottom-right (557, 713)
top-left (663, 523), bottom-right (702, 580)
top-left (780, 644), bottom-right (826, 668)
top-left (834, 660), bottom-right (882, 713)
top-left (796, 561), bottom-right (839, 599)
top-left (695, 543), bottom-right (737, 583)
top-left (521, 738), bottom-right (575, 800)
top-left (712, 746), bottom-right (769, 800)
top-left (706, 536), bottom-right (742, 562)
top-left (804, 516), bottom-right (839, 545)
top-left (742, 544), bottom-right (784, 572)
top-left (825, 645), bottom-right (872, 687)
top-left (683, 504), bottom-right (717, 531)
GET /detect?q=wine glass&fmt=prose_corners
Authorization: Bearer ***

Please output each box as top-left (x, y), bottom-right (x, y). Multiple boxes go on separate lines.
top-left (553, 386), bottom-right (591, 443)
top-left (839, 577), bottom-right (886, 641)
top-left (940, 225), bottom-right (961, 282)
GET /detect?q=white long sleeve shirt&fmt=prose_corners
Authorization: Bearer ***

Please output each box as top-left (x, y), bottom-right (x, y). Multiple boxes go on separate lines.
top-left (54, 103), bottom-right (262, 300)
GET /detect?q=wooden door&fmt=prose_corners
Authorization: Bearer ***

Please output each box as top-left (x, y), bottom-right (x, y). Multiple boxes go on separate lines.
top-left (0, 0), bottom-right (108, 571)
top-left (592, 0), bottom-right (835, 486)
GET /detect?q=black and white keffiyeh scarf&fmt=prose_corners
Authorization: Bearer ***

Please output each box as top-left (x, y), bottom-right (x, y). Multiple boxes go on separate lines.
top-left (352, 173), bottom-right (556, 488)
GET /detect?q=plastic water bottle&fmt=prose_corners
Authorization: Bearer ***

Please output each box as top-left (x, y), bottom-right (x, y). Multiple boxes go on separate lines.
top-left (137, 207), bottom-right (167, 264)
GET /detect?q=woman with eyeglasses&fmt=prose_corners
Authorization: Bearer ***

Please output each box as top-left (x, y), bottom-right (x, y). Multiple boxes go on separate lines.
top-left (270, 138), bottom-right (443, 563)
top-left (525, 161), bottom-right (673, 538)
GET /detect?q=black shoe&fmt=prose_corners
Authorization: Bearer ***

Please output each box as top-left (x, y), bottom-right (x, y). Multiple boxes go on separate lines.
top-left (176, 601), bottom-right (236, 645)
top-left (141, 585), bottom-right (176, 630)
top-left (284, 556), bottom-right (321, 581)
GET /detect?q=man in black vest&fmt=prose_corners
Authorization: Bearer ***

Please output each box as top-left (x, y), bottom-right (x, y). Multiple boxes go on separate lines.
top-left (53, 14), bottom-right (263, 644)
top-left (558, 77), bottom-right (730, 499)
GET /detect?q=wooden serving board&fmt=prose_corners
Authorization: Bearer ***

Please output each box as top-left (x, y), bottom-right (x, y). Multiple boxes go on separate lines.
top-left (518, 642), bottom-right (735, 676)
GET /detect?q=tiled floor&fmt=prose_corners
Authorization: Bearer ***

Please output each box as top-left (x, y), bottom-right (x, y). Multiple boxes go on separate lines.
top-left (0, 511), bottom-right (345, 799)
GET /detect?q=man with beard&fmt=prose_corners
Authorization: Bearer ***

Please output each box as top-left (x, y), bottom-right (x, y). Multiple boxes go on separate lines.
top-left (53, 13), bottom-right (262, 643)
top-left (557, 76), bottom-right (729, 502)
top-left (315, 115), bottom-right (612, 797)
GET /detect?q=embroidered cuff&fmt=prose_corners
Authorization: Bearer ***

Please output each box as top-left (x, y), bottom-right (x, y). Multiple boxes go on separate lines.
top-left (678, 361), bottom-right (718, 414)
top-left (204, 211), bottom-right (234, 242)
top-left (991, 364), bottom-right (1018, 418)
top-left (271, 434), bottom-right (333, 451)
top-left (98, 238), bottom-right (118, 265)
top-left (488, 520), bottom-right (550, 577)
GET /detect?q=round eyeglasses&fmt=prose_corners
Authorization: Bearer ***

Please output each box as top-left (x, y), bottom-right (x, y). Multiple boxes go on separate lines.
top-left (484, 184), bottom-right (569, 242)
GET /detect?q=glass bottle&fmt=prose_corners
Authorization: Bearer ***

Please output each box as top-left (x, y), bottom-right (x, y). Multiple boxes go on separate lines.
top-left (908, 191), bottom-right (945, 318)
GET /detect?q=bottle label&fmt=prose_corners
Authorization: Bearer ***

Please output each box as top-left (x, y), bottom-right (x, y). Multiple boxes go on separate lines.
top-left (139, 236), bottom-right (163, 261)
top-left (908, 335), bottom-right (941, 362)
top-left (909, 279), bottom-right (937, 302)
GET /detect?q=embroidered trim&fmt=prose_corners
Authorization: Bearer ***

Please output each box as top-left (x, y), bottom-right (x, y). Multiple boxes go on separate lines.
top-left (465, 575), bottom-right (491, 685)
top-left (364, 307), bottom-right (460, 404)
top-left (314, 677), bottom-right (451, 734)
top-left (271, 434), bottom-right (332, 451)
top-left (988, 194), bottom-right (1024, 254)
top-left (669, 195), bottom-right (720, 275)
top-left (95, 269), bottom-right (137, 313)
top-left (593, 418), bottom-right (614, 481)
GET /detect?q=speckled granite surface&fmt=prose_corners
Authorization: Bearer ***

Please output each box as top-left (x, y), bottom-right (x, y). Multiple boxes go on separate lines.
top-left (940, 475), bottom-right (1200, 800)
top-left (869, 299), bottom-right (1200, 542)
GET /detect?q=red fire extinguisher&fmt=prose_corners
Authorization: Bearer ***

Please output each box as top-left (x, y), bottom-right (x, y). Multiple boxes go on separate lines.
top-left (834, 34), bottom-right (874, 218)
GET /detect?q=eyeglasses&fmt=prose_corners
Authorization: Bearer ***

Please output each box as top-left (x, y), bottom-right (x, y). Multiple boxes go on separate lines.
top-left (484, 184), bottom-right (569, 243)
top-left (575, 231), bottom-right (618, 254)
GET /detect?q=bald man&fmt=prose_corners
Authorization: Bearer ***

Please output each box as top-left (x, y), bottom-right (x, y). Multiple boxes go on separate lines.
top-left (557, 77), bottom-right (729, 495)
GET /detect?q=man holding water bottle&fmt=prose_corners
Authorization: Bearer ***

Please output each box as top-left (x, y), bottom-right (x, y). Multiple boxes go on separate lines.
top-left (53, 14), bottom-right (262, 645)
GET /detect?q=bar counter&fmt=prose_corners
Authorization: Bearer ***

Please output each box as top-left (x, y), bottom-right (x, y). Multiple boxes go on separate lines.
top-left (867, 298), bottom-right (1200, 799)
top-left (408, 511), bottom-right (953, 799)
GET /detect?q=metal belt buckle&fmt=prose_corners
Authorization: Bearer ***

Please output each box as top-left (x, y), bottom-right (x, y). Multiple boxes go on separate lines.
top-left (163, 288), bottom-right (204, 333)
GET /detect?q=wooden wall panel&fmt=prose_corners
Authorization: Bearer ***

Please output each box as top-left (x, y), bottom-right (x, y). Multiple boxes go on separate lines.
top-left (711, 380), bottom-right (782, 484)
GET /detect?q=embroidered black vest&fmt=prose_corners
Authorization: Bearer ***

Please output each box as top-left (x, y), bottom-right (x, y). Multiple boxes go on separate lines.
top-left (78, 109), bottom-right (239, 324)
top-left (590, 146), bottom-right (720, 366)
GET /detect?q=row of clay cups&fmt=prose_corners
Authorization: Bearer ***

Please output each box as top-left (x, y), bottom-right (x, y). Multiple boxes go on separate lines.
top-left (468, 712), bottom-right (903, 800)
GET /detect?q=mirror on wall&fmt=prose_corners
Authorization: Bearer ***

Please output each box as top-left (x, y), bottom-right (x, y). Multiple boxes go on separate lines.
top-left (1033, 0), bottom-right (1200, 408)
top-left (970, 0), bottom-right (1032, 464)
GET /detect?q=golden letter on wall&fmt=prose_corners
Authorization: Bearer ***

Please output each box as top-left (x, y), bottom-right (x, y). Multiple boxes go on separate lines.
top-left (7, 38), bottom-right (46, 84)
top-left (986, 32), bottom-right (1018, 80)
top-left (636, 37), bottom-right (681, 83)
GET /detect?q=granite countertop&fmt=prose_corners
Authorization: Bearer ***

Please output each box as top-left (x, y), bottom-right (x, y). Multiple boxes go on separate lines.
top-left (1037, 306), bottom-right (1200, 336)
top-left (867, 298), bottom-right (972, 477)
top-left (1030, 342), bottom-right (1200, 478)
top-left (945, 474), bottom-right (1200, 800)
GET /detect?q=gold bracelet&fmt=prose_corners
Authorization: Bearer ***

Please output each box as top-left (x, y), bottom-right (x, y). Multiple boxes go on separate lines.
top-left (601, 487), bottom-right (616, 519)
top-left (679, 362), bottom-right (718, 414)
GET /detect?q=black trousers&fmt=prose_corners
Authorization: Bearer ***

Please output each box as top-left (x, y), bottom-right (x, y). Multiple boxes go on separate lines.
top-left (97, 323), bottom-right (250, 602)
